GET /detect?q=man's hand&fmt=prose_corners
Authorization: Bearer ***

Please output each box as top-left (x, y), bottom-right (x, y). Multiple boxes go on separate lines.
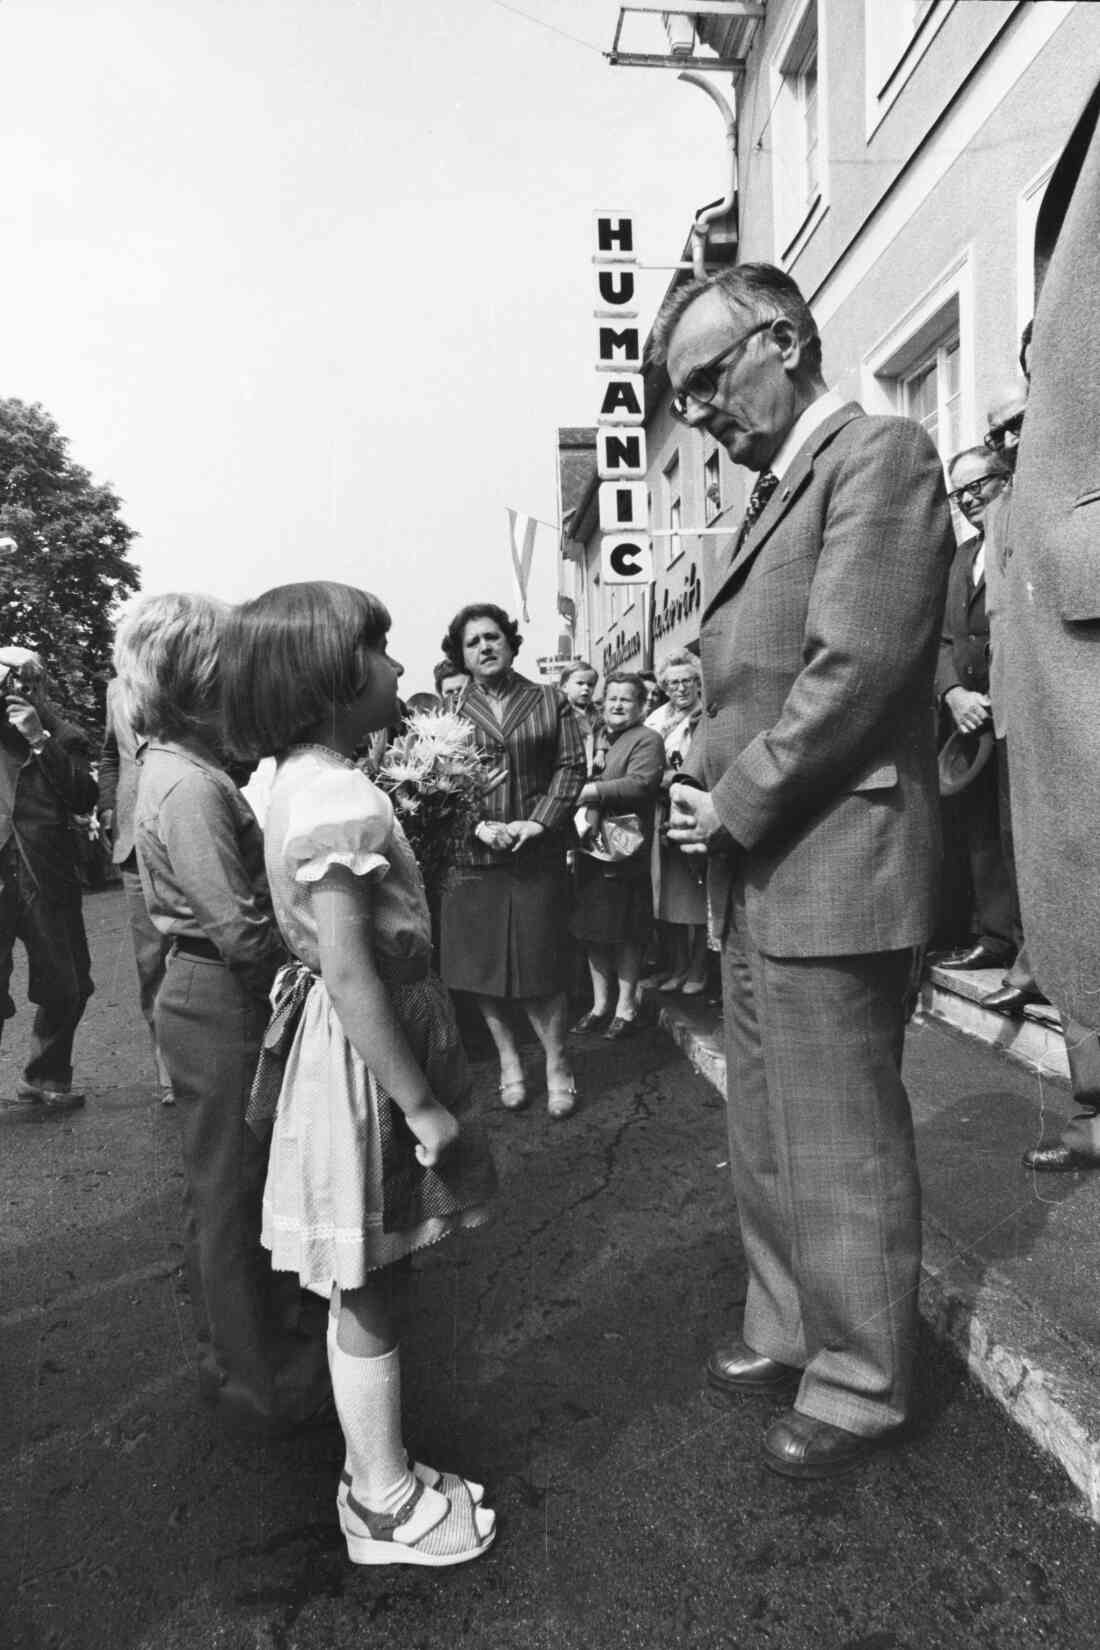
top-left (666, 783), bottom-right (727, 855)
top-left (945, 687), bottom-right (991, 735)
top-left (6, 694), bottom-right (46, 748)
top-left (475, 821), bottom-right (512, 852)
top-left (507, 819), bottom-right (545, 852)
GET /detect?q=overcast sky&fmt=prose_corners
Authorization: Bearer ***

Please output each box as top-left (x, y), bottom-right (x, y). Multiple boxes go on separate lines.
top-left (0, 0), bottom-right (735, 690)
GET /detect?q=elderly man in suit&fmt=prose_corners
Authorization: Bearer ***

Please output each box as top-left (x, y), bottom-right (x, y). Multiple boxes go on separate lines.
top-left (934, 444), bottom-right (1014, 972)
top-left (652, 264), bottom-right (954, 1479)
top-left (1003, 76), bottom-right (1100, 1172)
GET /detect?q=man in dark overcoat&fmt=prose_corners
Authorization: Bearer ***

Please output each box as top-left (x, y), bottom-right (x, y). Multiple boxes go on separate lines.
top-left (1004, 75), bottom-right (1100, 1170)
top-left (653, 265), bottom-right (954, 1479)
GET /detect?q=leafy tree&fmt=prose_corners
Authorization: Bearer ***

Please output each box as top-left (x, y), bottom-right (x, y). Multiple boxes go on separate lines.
top-left (0, 398), bottom-right (140, 734)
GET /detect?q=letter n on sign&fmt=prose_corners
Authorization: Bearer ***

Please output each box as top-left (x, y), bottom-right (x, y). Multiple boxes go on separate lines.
top-left (597, 427), bottom-right (647, 480)
top-left (601, 534), bottom-right (653, 585)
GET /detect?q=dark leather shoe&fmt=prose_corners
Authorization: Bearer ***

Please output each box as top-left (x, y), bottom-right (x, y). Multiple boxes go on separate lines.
top-left (705, 1339), bottom-right (799, 1394)
top-left (604, 1015), bottom-right (638, 1040)
top-left (983, 984), bottom-right (1049, 1016)
top-left (936, 943), bottom-right (1014, 971)
top-left (571, 1009), bottom-right (610, 1035)
top-left (762, 1410), bottom-right (884, 1479)
top-left (1022, 1144), bottom-right (1099, 1172)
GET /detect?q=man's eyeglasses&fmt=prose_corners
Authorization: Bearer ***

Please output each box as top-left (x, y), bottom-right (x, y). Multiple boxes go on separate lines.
top-left (984, 409), bottom-right (1025, 454)
top-left (669, 321), bottom-right (773, 423)
top-left (948, 474), bottom-right (1006, 507)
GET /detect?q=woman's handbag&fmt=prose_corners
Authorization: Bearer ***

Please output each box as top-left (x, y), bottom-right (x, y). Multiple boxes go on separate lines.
top-left (574, 806), bottom-right (645, 864)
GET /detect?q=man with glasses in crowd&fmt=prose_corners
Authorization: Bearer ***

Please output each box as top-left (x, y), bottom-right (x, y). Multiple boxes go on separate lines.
top-left (935, 444), bottom-right (1014, 975)
top-left (650, 264), bottom-right (954, 1481)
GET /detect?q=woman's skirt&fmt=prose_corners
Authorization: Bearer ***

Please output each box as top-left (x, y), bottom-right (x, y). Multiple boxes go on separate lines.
top-left (440, 859), bottom-right (571, 998)
top-left (569, 852), bottom-right (653, 946)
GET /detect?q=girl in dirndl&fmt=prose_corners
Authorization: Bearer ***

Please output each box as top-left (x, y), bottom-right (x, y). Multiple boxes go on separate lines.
top-left (221, 581), bottom-right (497, 1570)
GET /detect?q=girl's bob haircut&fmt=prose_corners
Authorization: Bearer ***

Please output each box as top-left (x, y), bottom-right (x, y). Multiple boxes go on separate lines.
top-left (221, 581), bottom-right (392, 760)
top-left (113, 592), bottom-right (230, 741)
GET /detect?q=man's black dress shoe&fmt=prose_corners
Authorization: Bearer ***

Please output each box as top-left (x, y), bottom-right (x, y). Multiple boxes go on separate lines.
top-left (983, 984), bottom-right (1049, 1017)
top-left (705, 1339), bottom-right (799, 1394)
top-left (1022, 1144), bottom-right (1099, 1172)
top-left (762, 1410), bottom-right (884, 1480)
top-left (936, 943), bottom-right (1014, 972)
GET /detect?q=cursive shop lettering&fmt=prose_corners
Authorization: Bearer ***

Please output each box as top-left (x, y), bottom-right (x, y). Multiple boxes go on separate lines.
top-left (651, 562), bottom-right (702, 644)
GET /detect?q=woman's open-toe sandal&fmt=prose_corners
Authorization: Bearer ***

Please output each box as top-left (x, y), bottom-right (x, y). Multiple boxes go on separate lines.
top-left (341, 1475), bottom-right (495, 1568)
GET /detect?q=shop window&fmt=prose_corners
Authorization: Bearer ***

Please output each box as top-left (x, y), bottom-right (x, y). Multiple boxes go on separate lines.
top-left (704, 449), bottom-right (722, 523)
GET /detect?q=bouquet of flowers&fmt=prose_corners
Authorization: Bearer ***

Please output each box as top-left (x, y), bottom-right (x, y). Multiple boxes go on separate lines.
top-left (375, 709), bottom-right (504, 903)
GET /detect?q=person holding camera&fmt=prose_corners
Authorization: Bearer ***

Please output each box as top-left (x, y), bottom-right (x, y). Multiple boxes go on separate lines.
top-left (0, 646), bottom-right (97, 1113)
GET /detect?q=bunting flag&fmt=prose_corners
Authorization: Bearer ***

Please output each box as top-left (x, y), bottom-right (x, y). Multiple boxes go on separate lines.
top-left (505, 508), bottom-right (539, 622)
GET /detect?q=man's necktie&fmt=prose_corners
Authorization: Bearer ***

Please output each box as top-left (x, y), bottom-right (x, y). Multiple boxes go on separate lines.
top-left (728, 469), bottom-right (780, 566)
top-left (739, 470), bottom-right (780, 543)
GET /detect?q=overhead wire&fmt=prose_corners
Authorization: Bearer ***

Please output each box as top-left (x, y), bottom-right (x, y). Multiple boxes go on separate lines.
top-left (488, 0), bottom-right (605, 55)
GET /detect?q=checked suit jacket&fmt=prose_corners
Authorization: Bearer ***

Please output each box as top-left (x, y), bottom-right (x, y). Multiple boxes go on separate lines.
top-left (696, 402), bottom-right (955, 958)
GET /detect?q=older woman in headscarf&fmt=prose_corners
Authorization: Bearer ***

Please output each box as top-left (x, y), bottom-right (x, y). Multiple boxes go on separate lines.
top-left (438, 604), bottom-right (585, 1119)
top-left (645, 648), bottom-right (708, 995)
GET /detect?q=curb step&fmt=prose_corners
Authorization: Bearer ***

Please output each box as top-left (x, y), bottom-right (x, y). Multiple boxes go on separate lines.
top-left (921, 963), bottom-right (1068, 1082)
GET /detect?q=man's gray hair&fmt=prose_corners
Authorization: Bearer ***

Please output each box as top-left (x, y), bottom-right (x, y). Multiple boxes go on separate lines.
top-left (648, 262), bottom-right (822, 376)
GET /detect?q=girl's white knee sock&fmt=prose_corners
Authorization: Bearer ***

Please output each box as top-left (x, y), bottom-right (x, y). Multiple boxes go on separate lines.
top-left (327, 1337), bottom-right (416, 1516)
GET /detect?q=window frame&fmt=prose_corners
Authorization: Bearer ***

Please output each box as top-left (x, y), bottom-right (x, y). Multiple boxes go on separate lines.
top-left (662, 452), bottom-right (684, 570)
top-left (703, 447), bottom-right (723, 525)
top-left (864, 0), bottom-right (954, 140)
top-left (860, 246), bottom-right (975, 467)
top-left (770, 0), bottom-right (829, 266)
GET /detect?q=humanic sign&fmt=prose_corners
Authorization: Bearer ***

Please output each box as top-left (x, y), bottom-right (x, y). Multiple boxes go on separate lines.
top-left (594, 212), bottom-right (652, 586)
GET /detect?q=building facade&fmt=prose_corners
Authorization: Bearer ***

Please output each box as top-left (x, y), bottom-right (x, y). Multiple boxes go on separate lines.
top-left (560, 0), bottom-right (1099, 683)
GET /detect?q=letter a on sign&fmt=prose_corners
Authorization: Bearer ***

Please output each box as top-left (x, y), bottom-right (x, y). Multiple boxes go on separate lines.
top-left (598, 374), bottom-right (644, 425)
top-left (601, 534), bottom-right (653, 585)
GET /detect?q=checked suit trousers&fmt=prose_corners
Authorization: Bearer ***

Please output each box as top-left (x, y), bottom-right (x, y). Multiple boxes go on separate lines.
top-left (720, 881), bottom-right (922, 1436)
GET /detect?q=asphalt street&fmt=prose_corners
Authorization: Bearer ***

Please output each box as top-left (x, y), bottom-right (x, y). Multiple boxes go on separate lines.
top-left (3, 887), bottom-right (1100, 1650)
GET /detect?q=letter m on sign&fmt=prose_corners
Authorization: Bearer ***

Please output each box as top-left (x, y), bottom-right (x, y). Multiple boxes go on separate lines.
top-left (597, 327), bottom-right (640, 368)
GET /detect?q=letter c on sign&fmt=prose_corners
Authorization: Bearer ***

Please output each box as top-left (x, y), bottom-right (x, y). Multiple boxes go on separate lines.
top-left (610, 541), bottom-right (642, 577)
